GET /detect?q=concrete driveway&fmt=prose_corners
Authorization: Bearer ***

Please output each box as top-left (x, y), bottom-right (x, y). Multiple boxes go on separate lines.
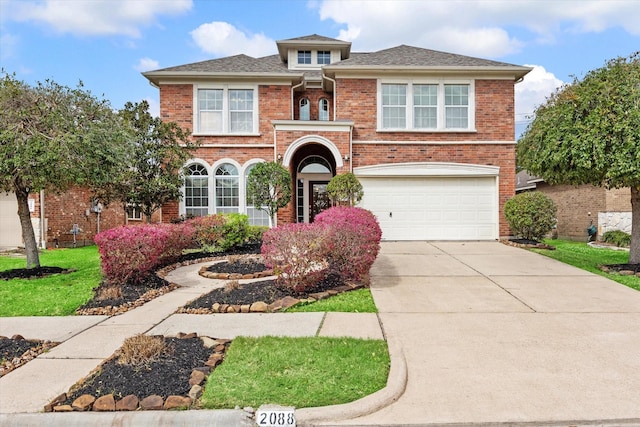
top-left (333, 241), bottom-right (640, 426)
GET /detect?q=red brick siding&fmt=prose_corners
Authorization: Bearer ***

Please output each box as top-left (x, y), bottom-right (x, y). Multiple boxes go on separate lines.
top-left (294, 88), bottom-right (333, 121)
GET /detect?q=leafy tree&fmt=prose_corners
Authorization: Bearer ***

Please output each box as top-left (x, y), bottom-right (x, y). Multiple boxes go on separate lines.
top-left (504, 192), bottom-right (557, 241)
top-left (327, 172), bottom-right (364, 206)
top-left (517, 52), bottom-right (640, 263)
top-left (107, 101), bottom-right (197, 223)
top-left (0, 73), bottom-right (131, 268)
top-left (246, 161), bottom-right (291, 226)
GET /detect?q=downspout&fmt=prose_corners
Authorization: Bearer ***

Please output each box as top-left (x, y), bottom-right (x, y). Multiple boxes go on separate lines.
top-left (322, 74), bottom-right (337, 121)
top-left (39, 190), bottom-right (46, 249)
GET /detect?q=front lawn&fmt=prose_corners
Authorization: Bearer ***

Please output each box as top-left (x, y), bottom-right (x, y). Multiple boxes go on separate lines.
top-left (201, 336), bottom-right (389, 409)
top-left (531, 240), bottom-right (640, 291)
top-left (286, 288), bottom-right (377, 313)
top-left (0, 246), bottom-right (101, 316)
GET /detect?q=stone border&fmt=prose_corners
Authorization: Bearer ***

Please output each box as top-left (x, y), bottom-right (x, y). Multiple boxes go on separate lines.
top-left (500, 239), bottom-right (556, 250)
top-left (176, 282), bottom-right (364, 315)
top-left (0, 336), bottom-right (59, 377)
top-left (45, 333), bottom-right (230, 413)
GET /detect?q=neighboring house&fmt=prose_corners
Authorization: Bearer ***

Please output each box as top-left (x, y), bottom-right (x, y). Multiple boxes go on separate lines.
top-left (142, 34), bottom-right (530, 241)
top-left (515, 170), bottom-right (632, 240)
top-left (0, 189), bottom-right (154, 250)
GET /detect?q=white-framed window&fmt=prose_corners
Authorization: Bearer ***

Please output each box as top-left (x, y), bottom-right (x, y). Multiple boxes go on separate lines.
top-left (126, 205), bottom-right (143, 221)
top-left (244, 164), bottom-right (271, 226)
top-left (378, 80), bottom-right (474, 131)
top-left (298, 50), bottom-right (311, 64)
top-left (194, 85), bottom-right (257, 135)
top-left (185, 163), bottom-right (209, 217)
top-left (319, 98), bottom-right (329, 121)
top-left (317, 51), bottom-right (331, 65)
top-left (215, 163), bottom-right (239, 214)
top-left (299, 98), bottom-right (310, 121)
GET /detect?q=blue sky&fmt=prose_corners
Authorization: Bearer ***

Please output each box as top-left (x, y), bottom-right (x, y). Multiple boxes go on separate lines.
top-left (1, 0), bottom-right (639, 137)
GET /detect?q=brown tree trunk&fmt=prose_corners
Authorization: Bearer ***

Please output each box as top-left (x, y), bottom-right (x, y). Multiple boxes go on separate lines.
top-left (630, 186), bottom-right (640, 265)
top-left (15, 184), bottom-right (40, 269)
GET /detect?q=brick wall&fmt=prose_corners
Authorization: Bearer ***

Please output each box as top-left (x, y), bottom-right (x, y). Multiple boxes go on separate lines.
top-left (536, 183), bottom-right (606, 240)
top-left (605, 187), bottom-right (632, 211)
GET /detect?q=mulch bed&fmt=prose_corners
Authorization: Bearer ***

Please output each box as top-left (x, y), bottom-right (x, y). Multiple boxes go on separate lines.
top-left (0, 336), bottom-right (59, 377)
top-left (0, 266), bottom-right (74, 280)
top-left (501, 238), bottom-right (555, 250)
top-left (600, 263), bottom-right (640, 275)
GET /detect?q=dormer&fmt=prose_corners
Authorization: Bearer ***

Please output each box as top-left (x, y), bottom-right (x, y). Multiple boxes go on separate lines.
top-left (276, 34), bottom-right (351, 71)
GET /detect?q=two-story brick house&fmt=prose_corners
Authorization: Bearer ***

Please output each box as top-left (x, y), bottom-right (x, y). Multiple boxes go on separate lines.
top-left (143, 34), bottom-right (531, 240)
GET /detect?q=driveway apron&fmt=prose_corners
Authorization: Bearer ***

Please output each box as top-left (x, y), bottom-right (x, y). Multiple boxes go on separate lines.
top-left (332, 241), bottom-right (640, 426)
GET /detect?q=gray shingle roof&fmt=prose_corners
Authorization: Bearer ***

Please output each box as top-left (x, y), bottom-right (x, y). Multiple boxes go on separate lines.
top-left (151, 54), bottom-right (293, 74)
top-left (329, 45), bottom-right (522, 68)
top-left (277, 34), bottom-right (346, 43)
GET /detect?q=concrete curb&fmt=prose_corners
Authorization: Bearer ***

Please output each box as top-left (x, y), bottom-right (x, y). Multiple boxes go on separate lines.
top-left (0, 408), bottom-right (255, 427)
top-left (295, 335), bottom-right (407, 426)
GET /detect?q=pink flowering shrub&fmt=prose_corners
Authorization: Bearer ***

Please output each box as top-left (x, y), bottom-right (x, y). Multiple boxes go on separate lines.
top-left (314, 206), bottom-right (382, 282)
top-left (188, 214), bottom-right (226, 251)
top-left (261, 223), bottom-right (329, 293)
top-left (95, 223), bottom-right (194, 286)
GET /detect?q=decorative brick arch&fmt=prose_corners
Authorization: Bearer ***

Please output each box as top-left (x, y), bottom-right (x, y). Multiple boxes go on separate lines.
top-left (281, 135), bottom-right (344, 169)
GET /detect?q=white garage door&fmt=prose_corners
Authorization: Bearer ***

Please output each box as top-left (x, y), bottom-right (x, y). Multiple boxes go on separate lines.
top-left (0, 192), bottom-right (23, 248)
top-left (359, 176), bottom-right (498, 240)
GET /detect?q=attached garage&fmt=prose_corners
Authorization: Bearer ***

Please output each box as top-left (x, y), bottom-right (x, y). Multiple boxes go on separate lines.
top-left (0, 192), bottom-right (23, 249)
top-left (355, 163), bottom-right (499, 241)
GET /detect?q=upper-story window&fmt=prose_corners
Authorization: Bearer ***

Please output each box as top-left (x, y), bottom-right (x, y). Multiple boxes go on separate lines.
top-left (298, 50), bottom-right (312, 64)
top-left (299, 98), bottom-right (310, 121)
top-left (379, 80), bottom-right (474, 131)
top-left (319, 98), bottom-right (329, 121)
top-left (195, 85), bottom-right (257, 134)
top-left (317, 51), bottom-right (331, 65)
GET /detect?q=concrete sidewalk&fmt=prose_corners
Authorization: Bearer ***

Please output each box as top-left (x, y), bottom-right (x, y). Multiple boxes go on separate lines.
top-left (320, 241), bottom-right (640, 426)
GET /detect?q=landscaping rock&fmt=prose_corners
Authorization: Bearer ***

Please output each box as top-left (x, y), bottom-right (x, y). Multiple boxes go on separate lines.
top-left (140, 395), bottom-right (164, 410)
top-left (53, 405), bottom-right (73, 412)
top-left (189, 385), bottom-right (203, 400)
top-left (93, 394), bottom-right (116, 411)
top-left (116, 394), bottom-right (139, 411)
top-left (250, 301), bottom-right (268, 312)
top-left (72, 394), bottom-right (95, 411)
top-left (163, 395), bottom-right (191, 410)
top-left (200, 336), bottom-right (217, 348)
top-left (619, 270), bottom-right (634, 276)
top-left (189, 369), bottom-right (206, 386)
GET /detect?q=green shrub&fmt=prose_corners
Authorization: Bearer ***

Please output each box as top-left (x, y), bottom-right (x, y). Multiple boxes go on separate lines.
top-left (219, 213), bottom-right (250, 251)
top-left (504, 192), bottom-right (557, 241)
top-left (601, 230), bottom-right (631, 247)
top-left (246, 225), bottom-right (268, 244)
top-left (327, 173), bottom-right (364, 206)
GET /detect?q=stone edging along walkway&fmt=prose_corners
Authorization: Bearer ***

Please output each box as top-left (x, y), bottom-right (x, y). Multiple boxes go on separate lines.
top-left (45, 334), bottom-right (230, 413)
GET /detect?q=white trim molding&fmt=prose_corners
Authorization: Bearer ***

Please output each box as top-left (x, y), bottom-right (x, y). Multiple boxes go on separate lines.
top-left (354, 162), bottom-right (500, 177)
top-left (282, 135), bottom-right (344, 168)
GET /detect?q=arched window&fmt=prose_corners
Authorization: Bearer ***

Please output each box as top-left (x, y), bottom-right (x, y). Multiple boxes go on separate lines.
top-left (297, 155), bottom-right (332, 174)
top-left (244, 164), bottom-right (271, 226)
top-left (319, 98), bottom-right (329, 121)
top-left (215, 163), bottom-right (239, 213)
top-left (185, 163), bottom-right (209, 217)
top-left (299, 97), bottom-right (310, 121)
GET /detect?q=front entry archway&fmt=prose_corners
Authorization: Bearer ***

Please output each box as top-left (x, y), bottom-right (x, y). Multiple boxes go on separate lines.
top-left (291, 145), bottom-right (336, 223)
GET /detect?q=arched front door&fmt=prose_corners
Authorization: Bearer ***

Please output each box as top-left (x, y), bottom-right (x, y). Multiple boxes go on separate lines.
top-left (293, 150), bottom-right (335, 223)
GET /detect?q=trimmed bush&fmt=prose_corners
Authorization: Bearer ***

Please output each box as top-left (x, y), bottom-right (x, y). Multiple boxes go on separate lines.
top-left (94, 223), bottom-right (194, 286)
top-left (327, 173), bottom-right (364, 206)
top-left (504, 192), bottom-right (557, 241)
top-left (261, 223), bottom-right (329, 293)
top-left (219, 213), bottom-right (249, 251)
top-left (315, 207), bottom-right (382, 282)
top-left (246, 225), bottom-right (269, 245)
top-left (189, 214), bottom-right (226, 252)
top-left (601, 230), bottom-right (631, 247)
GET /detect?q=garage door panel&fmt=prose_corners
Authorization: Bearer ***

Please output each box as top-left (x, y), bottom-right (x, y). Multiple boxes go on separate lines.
top-left (359, 176), bottom-right (497, 241)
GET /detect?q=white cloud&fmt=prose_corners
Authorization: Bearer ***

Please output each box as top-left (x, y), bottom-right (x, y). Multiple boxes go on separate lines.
top-left (144, 97), bottom-right (160, 118)
top-left (190, 21), bottom-right (276, 57)
top-left (5, 0), bottom-right (192, 37)
top-left (134, 57), bottom-right (159, 72)
top-left (515, 65), bottom-right (564, 122)
top-left (315, 0), bottom-right (640, 56)
top-left (0, 31), bottom-right (19, 60)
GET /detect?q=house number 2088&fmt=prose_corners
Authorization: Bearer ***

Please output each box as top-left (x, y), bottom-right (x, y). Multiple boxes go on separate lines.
top-left (256, 409), bottom-right (296, 426)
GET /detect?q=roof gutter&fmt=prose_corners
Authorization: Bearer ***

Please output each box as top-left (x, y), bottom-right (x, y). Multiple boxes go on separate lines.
top-left (291, 80), bottom-right (304, 120)
top-left (322, 74), bottom-right (337, 121)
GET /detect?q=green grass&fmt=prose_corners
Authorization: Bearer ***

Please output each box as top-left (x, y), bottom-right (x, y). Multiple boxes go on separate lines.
top-left (0, 246), bottom-right (101, 316)
top-left (285, 288), bottom-right (377, 313)
top-left (531, 239), bottom-right (639, 291)
top-left (201, 336), bottom-right (389, 409)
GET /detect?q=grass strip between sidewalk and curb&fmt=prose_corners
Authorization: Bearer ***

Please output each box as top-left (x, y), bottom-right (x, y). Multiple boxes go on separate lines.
top-left (285, 288), bottom-right (377, 313)
top-left (0, 246), bottom-right (100, 316)
top-left (531, 239), bottom-right (639, 291)
top-left (200, 336), bottom-right (389, 409)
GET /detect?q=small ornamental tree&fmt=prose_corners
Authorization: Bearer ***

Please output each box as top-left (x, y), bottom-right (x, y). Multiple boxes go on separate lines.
top-left (327, 173), bottom-right (364, 206)
top-left (246, 162), bottom-right (292, 226)
top-left (517, 52), bottom-right (640, 263)
top-left (504, 192), bottom-right (557, 242)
